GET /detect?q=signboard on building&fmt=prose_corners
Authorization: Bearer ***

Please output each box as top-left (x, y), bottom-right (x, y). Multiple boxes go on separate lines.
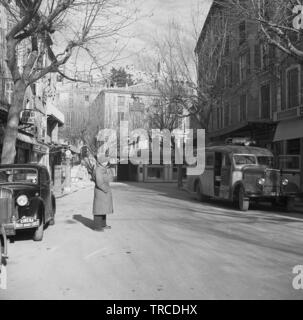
top-left (20, 110), bottom-right (36, 125)
top-left (32, 144), bottom-right (48, 154)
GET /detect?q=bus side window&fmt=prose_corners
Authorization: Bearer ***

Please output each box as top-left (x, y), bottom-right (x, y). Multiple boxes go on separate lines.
top-left (206, 152), bottom-right (214, 168)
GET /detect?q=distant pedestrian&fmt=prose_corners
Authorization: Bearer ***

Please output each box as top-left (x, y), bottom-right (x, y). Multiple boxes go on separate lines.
top-left (92, 160), bottom-right (113, 231)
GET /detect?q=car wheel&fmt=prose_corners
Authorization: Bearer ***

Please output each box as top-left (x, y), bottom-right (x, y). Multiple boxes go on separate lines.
top-left (238, 186), bottom-right (249, 212)
top-left (49, 197), bottom-right (56, 226)
top-left (33, 209), bottom-right (44, 241)
top-left (285, 197), bottom-right (295, 213)
top-left (49, 217), bottom-right (55, 226)
top-left (271, 199), bottom-right (278, 209)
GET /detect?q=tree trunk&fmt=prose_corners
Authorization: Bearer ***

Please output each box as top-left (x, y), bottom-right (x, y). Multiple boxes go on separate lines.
top-left (1, 80), bottom-right (27, 164)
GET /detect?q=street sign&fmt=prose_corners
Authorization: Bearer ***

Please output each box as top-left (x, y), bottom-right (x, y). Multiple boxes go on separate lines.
top-left (20, 110), bottom-right (36, 125)
top-left (33, 144), bottom-right (48, 154)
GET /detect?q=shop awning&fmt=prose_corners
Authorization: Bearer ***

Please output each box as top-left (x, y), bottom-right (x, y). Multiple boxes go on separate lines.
top-left (208, 120), bottom-right (275, 139)
top-left (17, 132), bottom-right (37, 145)
top-left (273, 118), bottom-right (303, 142)
top-left (17, 132), bottom-right (48, 153)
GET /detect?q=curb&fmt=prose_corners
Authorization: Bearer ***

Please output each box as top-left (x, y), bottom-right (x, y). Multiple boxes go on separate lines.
top-left (54, 183), bottom-right (94, 199)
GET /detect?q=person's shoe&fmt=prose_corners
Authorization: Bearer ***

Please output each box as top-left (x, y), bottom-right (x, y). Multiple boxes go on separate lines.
top-left (103, 225), bottom-right (111, 230)
top-left (94, 228), bottom-right (104, 232)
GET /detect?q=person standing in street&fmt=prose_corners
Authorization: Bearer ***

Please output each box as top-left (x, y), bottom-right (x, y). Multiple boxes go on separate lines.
top-left (92, 161), bottom-right (113, 231)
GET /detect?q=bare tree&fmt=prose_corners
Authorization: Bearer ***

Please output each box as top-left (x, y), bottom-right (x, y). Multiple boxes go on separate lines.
top-left (140, 7), bottom-right (228, 132)
top-left (139, 11), bottom-right (228, 187)
top-left (221, 0), bottom-right (303, 60)
top-left (0, 0), bottom-right (138, 164)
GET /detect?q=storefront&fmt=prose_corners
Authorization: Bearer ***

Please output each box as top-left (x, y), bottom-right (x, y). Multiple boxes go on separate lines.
top-left (208, 121), bottom-right (277, 149)
top-left (17, 132), bottom-right (49, 167)
top-left (31, 143), bottom-right (49, 167)
top-left (16, 140), bottom-right (31, 163)
top-left (273, 118), bottom-right (303, 193)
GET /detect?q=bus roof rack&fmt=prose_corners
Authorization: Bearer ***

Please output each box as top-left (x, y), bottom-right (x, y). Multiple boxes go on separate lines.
top-left (225, 137), bottom-right (257, 146)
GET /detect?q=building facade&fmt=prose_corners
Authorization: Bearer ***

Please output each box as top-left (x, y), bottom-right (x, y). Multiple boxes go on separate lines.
top-left (196, 1), bottom-right (303, 193)
top-left (89, 83), bottom-right (188, 182)
top-left (55, 76), bottom-right (103, 140)
top-left (0, 3), bottom-right (64, 173)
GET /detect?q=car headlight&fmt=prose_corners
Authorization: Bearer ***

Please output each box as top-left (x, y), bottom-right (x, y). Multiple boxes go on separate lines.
top-left (257, 178), bottom-right (266, 186)
top-left (282, 178), bottom-right (289, 186)
top-left (16, 195), bottom-right (29, 207)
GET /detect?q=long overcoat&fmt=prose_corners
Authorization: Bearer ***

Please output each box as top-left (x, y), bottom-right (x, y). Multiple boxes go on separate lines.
top-left (92, 165), bottom-right (113, 216)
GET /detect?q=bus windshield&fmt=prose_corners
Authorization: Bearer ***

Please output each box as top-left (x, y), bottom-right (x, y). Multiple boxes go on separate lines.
top-left (257, 156), bottom-right (274, 168)
top-left (233, 155), bottom-right (257, 165)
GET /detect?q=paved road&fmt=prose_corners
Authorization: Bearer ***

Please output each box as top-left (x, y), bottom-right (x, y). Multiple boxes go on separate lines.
top-left (1, 182), bottom-right (303, 300)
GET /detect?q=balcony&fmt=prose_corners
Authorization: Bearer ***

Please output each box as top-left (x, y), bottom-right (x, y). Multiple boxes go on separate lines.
top-left (273, 106), bottom-right (303, 121)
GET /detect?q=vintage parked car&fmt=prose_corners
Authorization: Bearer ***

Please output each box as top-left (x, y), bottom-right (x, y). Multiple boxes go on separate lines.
top-left (187, 139), bottom-right (297, 212)
top-left (0, 164), bottom-right (56, 241)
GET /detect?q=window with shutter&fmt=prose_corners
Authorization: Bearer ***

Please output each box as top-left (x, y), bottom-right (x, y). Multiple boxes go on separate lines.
top-left (261, 43), bottom-right (270, 70)
top-left (216, 108), bottom-right (220, 129)
top-left (5, 80), bottom-right (13, 104)
top-left (229, 63), bottom-right (233, 86)
top-left (239, 54), bottom-right (246, 82)
top-left (118, 96), bottom-right (125, 107)
top-left (233, 58), bottom-right (240, 85)
top-left (240, 94), bottom-right (247, 121)
top-left (246, 49), bottom-right (251, 75)
top-left (224, 104), bottom-right (230, 127)
top-left (239, 21), bottom-right (246, 45)
top-left (239, 51), bottom-right (250, 82)
top-left (254, 43), bottom-right (261, 71)
top-left (260, 83), bottom-right (271, 119)
top-left (287, 67), bottom-right (300, 109)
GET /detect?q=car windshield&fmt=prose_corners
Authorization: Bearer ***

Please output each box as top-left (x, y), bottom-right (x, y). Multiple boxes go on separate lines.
top-left (258, 156), bottom-right (274, 168)
top-left (233, 155), bottom-right (257, 165)
top-left (0, 168), bottom-right (38, 184)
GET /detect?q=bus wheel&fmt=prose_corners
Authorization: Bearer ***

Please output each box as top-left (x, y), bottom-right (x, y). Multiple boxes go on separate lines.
top-left (238, 186), bottom-right (249, 212)
top-left (285, 197), bottom-right (295, 212)
top-left (196, 184), bottom-right (204, 202)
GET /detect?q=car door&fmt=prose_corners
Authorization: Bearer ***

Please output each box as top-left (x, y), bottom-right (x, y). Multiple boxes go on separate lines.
top-left (220, 154), bottom-right (232, 199)
top-left (40, 168), bottom-right (51, 221)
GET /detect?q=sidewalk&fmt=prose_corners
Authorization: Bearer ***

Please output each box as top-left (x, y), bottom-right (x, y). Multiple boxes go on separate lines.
top-left (54, 179), bottom-right (94, 199)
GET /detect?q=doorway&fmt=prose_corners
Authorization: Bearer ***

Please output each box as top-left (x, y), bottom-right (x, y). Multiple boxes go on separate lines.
top-left (214, 152), bottom-right (222, 197)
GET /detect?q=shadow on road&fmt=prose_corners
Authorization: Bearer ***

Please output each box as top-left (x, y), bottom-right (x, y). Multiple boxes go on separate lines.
top-left (73, 214), bottom-right (95, 230)
top-left (9, 223), bottom-right (52, 243)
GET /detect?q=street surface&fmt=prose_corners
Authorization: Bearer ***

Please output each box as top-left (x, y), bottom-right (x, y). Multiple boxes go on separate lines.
top-left (1, 182), bottom-right (303, 300)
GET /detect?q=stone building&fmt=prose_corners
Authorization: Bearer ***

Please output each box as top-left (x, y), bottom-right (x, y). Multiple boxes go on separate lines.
top-left (196, 0), bottom-right (303, 193)
top-left (55, 76), bottom-right (103, 141)
top-left (0, 2), bottom-right (64, 170)
top-left (89, 83), bottom-right (188, 182)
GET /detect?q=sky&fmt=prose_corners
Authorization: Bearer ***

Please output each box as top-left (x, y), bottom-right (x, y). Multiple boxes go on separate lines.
top-left (121, 0), bottom-right (213, 68)
top-left (61, 0), bottom-right (213, 78)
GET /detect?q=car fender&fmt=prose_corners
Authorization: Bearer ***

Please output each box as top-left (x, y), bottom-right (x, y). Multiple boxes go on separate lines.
top-left (29, 197), bottom-right (46, 223)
